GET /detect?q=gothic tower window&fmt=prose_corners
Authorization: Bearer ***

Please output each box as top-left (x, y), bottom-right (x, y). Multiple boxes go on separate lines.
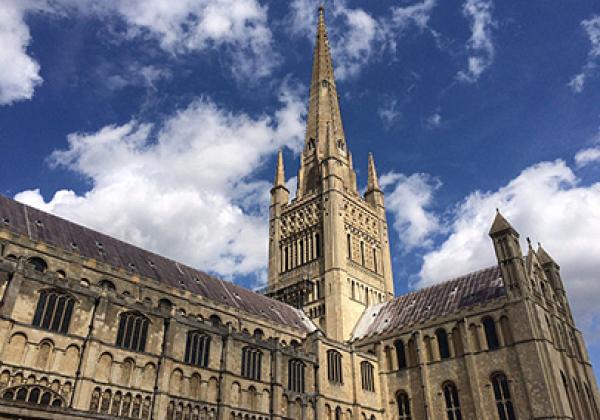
top-left (373, 248), bottom-right (377, 273)
top-left (491, 373), bottom-right (516, 420)
top-left (288, 359), bottom-right (305, 393)
top-left (397, 392), bottom-right (411, 420)
top-left (241, 347), bottom-right (262, 380)
top-left (315, 233), bottom-right (321, 258)
top-left (116, 312), bottom-right (149, 352)
top-left (360, 241), bottom-right (365, 266)
top-left (185, 331), bottom-right (210, 367)
top-left (443, 382), bottom-right (462, 420)
top-left (436, 328), bottom-right (451, 359)
top-left (361, 361), bottom-right (375, 392)
top-left (483, 317), bottom-right (500, 350)
top-left (32, 289), bottom-right (75, 334)
top-left (347, 234), bottom-right (352, 259)
top-left (395, 340), bottom-right (407, 369)
top-left (327, 350), bottom-right (343, 384)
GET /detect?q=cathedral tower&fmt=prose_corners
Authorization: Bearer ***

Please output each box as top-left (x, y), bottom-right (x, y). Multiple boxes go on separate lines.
top-left (267, 7), bottom-right (394, 341)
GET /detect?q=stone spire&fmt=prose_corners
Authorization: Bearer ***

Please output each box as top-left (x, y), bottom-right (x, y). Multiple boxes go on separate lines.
top-left (366, 153), bottom-right (381, 192)
top-left (303, 5), bottom-right (347, 159)
top-left (274, 149), bottom-right (286, 188)
top-left (297, 6), bottom-right (355, 197)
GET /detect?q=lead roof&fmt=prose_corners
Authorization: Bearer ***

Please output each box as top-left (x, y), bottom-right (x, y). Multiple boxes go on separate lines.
top-left (352, 265), bottom-right (505, 341)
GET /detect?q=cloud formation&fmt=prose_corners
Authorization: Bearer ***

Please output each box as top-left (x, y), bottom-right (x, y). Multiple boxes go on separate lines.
top-left (380, 172), bottom-right (442, 250)
top-left (15, 85), bottom-right (305, 282)
top-left (569, 15), bottom-right (600, 93)
top-left (0, 0), bottom-right (43, 105)
top-left (457, 0), bottom-right (496, 83)
top-left (0, 0), bottom-right (279, 105)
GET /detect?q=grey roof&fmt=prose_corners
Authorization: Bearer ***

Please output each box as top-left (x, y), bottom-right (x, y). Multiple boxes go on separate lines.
top-left (0, 195), bottom-right (313, 332)
top-left (352, 265), bottom-right (505, 341)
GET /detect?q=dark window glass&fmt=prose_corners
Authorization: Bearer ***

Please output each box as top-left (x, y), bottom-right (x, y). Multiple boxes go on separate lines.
top-left (32, 290), bottom-right (75, 334)
top-left (397, 392), bottom-right (411, 420)
top-left (28, 257), bottom-right (47, 273)
top-left (116, 312), bottom-right (149, 352)
top-left (492, 373), bottom-right (516, 420)
top-left (327, 350), bottom-right (343, 384)
top-left (241, 347), bottom-right (262, 380)
top-left (185, 331), bottom-right (210, 367)
top-left (483, 317), bottom-right (500, 350)
top-left (288, 359), bottom-right (305, 393)
top-left (443, 382), bottom-right (462, 420)
top-left (436, 329), bottom-right (451, 359)
top-left (395, 340), bottom-right (407, 369)
top-left (361, 361), bottom-right (375, 392)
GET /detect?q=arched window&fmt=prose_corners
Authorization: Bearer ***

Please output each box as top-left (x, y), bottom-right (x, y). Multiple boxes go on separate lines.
top-left (241, 347), bottom-right (262, 380)
top-left (347, 234), bottom-right (352, 259)
top-left (395, 340), bottom-right (407, 369)
top-left (288, 359), bottom-right (305, 393)
top-left (443, 382), bottom-right (462, 420)
top-left (32, 290), bottom-right (75, 334)
top-left (491, 373), bottom-right (516, 420)
top-left (327, 350), bottom-right (343, 384)
top-left (436, 329), bottom-right (451, 359)
top-left (98, 280), bottom-right (116, 291)
top-left (397, 392), bottom-right (411, 420)
top-left (185, 331), bottom-right (210, 367)
top-left (27, 257), bottom-right (47, 273)
top-left (159, 298), bottom-right (173, 311)
top-left (361, 361), bottom-right (375, 392)
top-left (335, 407), bottom-right (342, 420)
top-left (483, 317), bottom-right (500, 350)
top-left (116, 312), bottom-right (149, 352)
top-left (209, 315), bottom-right (221, 327)
top-left (315, 233), bottom-right (321, 258)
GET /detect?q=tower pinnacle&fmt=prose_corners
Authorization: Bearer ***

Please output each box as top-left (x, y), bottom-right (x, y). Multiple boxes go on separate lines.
top-left (274, 149), bottom-right (286, 188)
top-left (366, 153), bottom-right (381, 192)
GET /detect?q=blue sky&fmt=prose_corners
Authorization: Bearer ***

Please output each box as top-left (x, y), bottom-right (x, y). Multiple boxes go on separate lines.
top-left (1, 0), bottom-right (600, 376)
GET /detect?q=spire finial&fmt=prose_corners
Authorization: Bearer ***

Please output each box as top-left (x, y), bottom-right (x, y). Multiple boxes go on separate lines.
top-left (274, 149), bottom-right (285, 187)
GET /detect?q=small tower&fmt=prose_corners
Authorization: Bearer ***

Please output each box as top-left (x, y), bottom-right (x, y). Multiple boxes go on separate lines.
top-left (268, 150), bottom-right (289, 288)
top-left (489, 210), bottom-right (526, 296)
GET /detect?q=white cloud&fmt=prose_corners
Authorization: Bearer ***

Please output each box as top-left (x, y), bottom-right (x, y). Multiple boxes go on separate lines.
top-left (0, 0), bottom-right (43, 105)
top-left (377, 99), bottom-right (402, 128)
top-left (15, 85), bottom-right (306, 282)
top-left (457, 0), bottom-right (496, 83)
top-left (569, 15), bottom-right (600, 93)
top-left (380, 172), bottom-right (442, 250)
top-left (287, 0), bottom-right (437, 80)
top-left (410, 159), bottom-right (600, 339)
top-left (426, 112), bottom-right (442, 128)
top-left (575, 146), bottom-right (600, 167)
top-left (104, 64), bottom-right (171, 91)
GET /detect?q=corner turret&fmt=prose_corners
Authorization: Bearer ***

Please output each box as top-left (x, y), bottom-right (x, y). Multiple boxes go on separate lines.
top-left (489, 210), bottom-right (526, 295)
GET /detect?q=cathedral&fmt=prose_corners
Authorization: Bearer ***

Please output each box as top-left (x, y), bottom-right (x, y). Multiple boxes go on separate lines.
top-left (0, 7), bottom-right (598, 420)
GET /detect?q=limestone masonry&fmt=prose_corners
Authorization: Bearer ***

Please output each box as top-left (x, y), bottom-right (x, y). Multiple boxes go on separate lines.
top-left (0, 7), bottom-right (598, 420)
